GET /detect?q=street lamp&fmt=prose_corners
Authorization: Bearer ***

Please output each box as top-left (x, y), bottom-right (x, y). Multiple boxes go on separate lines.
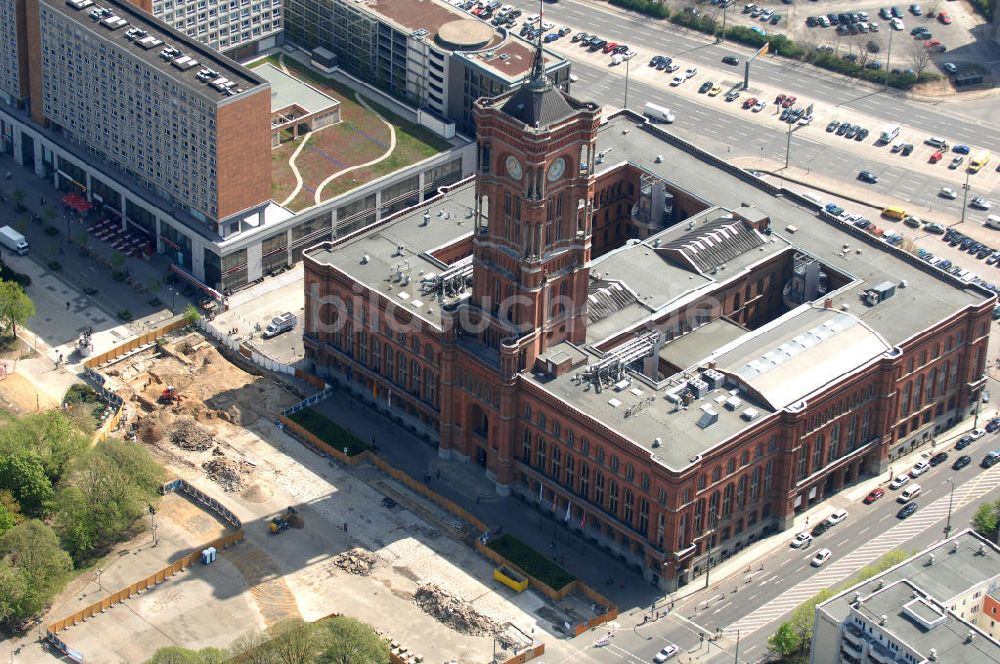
top-left (884, 27), bottom-right (894, 88)
top-left (719, 2), bottom-right (729, 43)
top-left (623, 56), bottom-right (631, 110)
top-left (960, 168), bottom-right (972, 227)
top-left (943, 479), bottom-right (956, 539)
top-left (784, 121), bottom-right (794, 170)
top-left (168, 286), bottom-right (176, 313)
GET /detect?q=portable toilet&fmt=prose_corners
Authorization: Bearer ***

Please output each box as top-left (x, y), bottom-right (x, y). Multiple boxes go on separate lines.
top-left (201, 546), bottom-right (217, 564)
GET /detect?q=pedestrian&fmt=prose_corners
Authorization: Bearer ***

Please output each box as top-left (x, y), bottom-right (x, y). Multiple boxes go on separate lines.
top-left (5, 171), bottom-right (10, 180)
top-left (343, 522), bottom-right (348, 532)
top-left (805, 516), bottom-right (809, 525)
top-left (66, 301), bottom-right (70, 310)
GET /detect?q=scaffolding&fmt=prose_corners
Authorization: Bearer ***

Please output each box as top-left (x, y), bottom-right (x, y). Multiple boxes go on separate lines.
top-left (582, 331), bottom-right (660, 389)
top-left (420, 255), bottom-right (474, 298)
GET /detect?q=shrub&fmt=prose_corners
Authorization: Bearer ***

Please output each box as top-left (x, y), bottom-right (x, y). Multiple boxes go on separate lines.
top-left (486, 533), bottom-right (576, 590)
top-left (609, 0), bottom-right (670, 19)
top-left (47, 261), bottom-right (61, 272)
top-left (288, 408), bottom-right (370, 456)
top-left (0, 261), bottom-right (31, 288)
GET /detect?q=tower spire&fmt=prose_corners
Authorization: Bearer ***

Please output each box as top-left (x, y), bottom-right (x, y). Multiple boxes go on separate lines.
top-left (527, 0), bottom-right (549, 90)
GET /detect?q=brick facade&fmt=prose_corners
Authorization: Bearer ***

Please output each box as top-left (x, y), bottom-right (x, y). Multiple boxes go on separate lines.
top-left (215, 90), bottom-right (271, 221)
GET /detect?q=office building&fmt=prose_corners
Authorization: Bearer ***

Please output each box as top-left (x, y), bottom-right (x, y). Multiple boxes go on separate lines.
top-left (283, 0), bottom-right (570, 136)
top-left (812, 529), bottom-right (1000, 664)
top-left (302, 47), bottom-right (994, 590)
top-left (126, 0), bottom-right (282, 59)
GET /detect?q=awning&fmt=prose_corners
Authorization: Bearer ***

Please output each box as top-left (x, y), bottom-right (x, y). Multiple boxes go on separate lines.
top-left (62, 192), bottom-right (92, 213)
top-left (170, 264), bottom-right (224, 303)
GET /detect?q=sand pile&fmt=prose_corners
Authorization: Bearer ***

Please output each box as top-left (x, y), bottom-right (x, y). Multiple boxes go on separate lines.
top-left (241, 483), bottom-right (273, 503)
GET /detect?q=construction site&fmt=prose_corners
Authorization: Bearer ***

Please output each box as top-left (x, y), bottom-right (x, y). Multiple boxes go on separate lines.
top-left (49, 327), bottom-right (587, 664)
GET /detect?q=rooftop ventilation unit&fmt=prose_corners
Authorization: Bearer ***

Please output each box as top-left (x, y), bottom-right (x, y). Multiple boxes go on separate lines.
top-left (724, 395), bottom-right (742, 411)
top-left (89, 6), bottom-right (112, 20)
top-left (124, 27), bottom-right (148, 40)
top-left (927, 553), bottom-right (935, 565)
top-left (879, 615), bottom-right (887, 626)
top-left (696, 405), bottom-right (718, 429)
top-left (967, 631), bottom-right (976, 643)
top-left (136, 35), bottom-right (163, 49)
top-left (652, 437), bottom-right (662, 448)
top-left (702, 368), bottom-right (725, 390)
top-left (159, 47), bottom-right (181, 61)
top-left (688, 378), bottom-right (709, 399)
top-left (100, 15), bottom-right (128, 29)
top-left (929, 648), bottom-right (937, 661)
top-left (66, 0), bottom-right (94, 10)
top-left (172, 56), bottom-right (199, 70)
top-left (210, 77), bottom-right (233, 91)
top-left (740, 407), bottom-right (759, 421)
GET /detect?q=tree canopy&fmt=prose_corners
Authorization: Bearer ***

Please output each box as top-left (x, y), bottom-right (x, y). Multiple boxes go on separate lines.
top-left (0, 280), bottom-right (35, 338)
top-left (0, 520), bottom-right (72, 622)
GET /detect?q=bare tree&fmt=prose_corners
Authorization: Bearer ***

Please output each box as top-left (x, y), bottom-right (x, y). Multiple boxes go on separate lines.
top-left (229, 630), bottom-right (273, 664)
top-left (909, 41), bottom-right (933, 77)
top-left (264, 619), bottom-right (321, 664)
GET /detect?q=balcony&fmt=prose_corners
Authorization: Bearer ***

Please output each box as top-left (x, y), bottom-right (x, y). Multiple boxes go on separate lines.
top-left (867, 642), bottom-right (896, 664)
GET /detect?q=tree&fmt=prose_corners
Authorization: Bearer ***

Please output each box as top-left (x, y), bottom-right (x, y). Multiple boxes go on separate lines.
top-left (909, 41), bottom-right (933, 78)
top-left (768, 621), bottom-right (803, 657)
top-left (229, 629), bottom-right (275, 664)
top-left (0, 520), bottom-right (72, 623)
top-left (55, 439), bottom-right (163, 561)
top-left (183, 304), bottom-right (202, 327)
top-left (0, 498), bottom-right (18, 537)
top-left (11, 189), bottom-right (25, 211)
top-left (0, 410), bottom-right (90, 483)
top-left (972, 501), bottom-right (1000, 540)
top-left (145, 647), bottom-right (228, 664)
top-left (265, 618), bottom-right (322, 664)
top-left (0, 451), bottom-right (54, 516)
top-left (0, 280), bottom-right (35, 340)
top-left (316, 615), bottom-right (390, 664)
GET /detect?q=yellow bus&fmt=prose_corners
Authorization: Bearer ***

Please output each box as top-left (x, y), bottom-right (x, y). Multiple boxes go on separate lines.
top-left (970, 150), bottom-right (991, 173)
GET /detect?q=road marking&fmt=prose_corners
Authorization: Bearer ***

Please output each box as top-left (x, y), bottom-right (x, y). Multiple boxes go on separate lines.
top-left (858, 526), bottom-right (870, 535)
top-left (722, 462), bottom-right (1000, 636)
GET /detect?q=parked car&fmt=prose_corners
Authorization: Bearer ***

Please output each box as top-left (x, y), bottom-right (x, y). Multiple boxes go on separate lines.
top-left (909, 460), bottom-right (930, 477)
top-left (938, 10), bottom-right (952, 23)
top-left (953, 144), bottom-right (971, 154)
top-left (864, 488), bottom-right (885, 504)
top-left (985, 417), bottom-right (1000, 433)
top-left (811, 521), bottom-right (831, 536)
top-left (943, 62), bottom-right (958, 74)
top-left (743, 97), bottom-right (758, 109)
top-left (699, 81), bottom-right (713, 93)
top-left (791, 531), bottom-right (814, 547)
top-left (949, 156), bottom-right (964, 169)
top-left (825, 509), bottom-right (849, 526)
top-left (930, 151), bottom-right (944, 163)
top-left (929, 452), bottom-right (948, 466)
top-left (708, 84), bottom-right (723, 96)
top-left (889, 474), bottom-right (910, 489)
top-left (825, 203), bottom-right (845, 216)
top-left (827, 120), bottom-right (841, 132)
top-left (782, 95), bottom-right (797, 108)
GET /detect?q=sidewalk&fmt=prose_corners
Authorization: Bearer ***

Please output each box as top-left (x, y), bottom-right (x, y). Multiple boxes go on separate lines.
top-left (308, 383), bottom-right (1000, 622)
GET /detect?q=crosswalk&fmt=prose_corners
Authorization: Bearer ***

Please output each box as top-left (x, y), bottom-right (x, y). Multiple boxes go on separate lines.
top-left (723, 463), bottom-right (1000, 635)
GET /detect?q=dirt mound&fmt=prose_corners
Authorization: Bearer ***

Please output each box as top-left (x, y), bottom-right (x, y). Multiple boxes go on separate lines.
top-left (241, 483), bottom-right (273, 503)
top-left (333, 548), bottom-right (378, 576)
top-left (140, 421), bottom-right (165, 443)
top-left (414, 584), bottom-right (501, 636)
top-left (202, 455), bottom-right (252, 492)
top-left (170, 417), bottom-right (215, 451)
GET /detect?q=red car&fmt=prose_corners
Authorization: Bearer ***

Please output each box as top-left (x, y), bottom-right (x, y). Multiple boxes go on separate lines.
top-left (938, 11), bottom-right (952, 23)
top-left (781, 95), bottom-right (797, 108)
top-left (742, 97), bottom-right (758, 109)
top-left (603, 41), bottom-right (618, 53)
top-left (775, 93), bottom-right (787, 105)
top-left (864, 488), bottom-right (885, 504)
top-left (930, 150), bottom-right (944, 163)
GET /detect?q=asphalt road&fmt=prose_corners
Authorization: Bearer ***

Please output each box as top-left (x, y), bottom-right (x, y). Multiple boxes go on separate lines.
top-left (502, 0), bottom-right (1000, 212)
top-left (560, 401), bottom-right (1000, 664)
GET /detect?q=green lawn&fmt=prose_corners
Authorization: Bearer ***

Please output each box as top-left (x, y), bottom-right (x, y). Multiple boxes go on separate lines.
top-left (288, 407), bottom-right (369, 456)
top-left (487, 533), bottom-right (576, 590)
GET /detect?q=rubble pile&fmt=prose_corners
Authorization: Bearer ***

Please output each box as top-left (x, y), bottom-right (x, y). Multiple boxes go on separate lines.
top-left (202, 456), bottom-right (251, 492)
top-left (333, 548), bottom-right (378, 576)
top-left (170, 418), bottom-right (215, 451)
top-left (414, 584), bottom-right (501, 636)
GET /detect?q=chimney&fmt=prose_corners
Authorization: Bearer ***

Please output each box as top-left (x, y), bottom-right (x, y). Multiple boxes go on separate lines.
top-left (824, 297), bottom-right (833, 309)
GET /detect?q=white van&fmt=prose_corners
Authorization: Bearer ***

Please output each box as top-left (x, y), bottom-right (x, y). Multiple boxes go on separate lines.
top-left (898, 484), bottom-right (922, 502)
top-left (800, 192), bottom-right (822, 206)
top-left (643, 102), bottom-right (675, 123)
top-left (986, 214), bottom-right (1000, 230)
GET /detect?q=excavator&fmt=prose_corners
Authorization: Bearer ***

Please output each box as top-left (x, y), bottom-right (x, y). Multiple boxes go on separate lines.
top-left (159, 385), bottom-right (179, 404)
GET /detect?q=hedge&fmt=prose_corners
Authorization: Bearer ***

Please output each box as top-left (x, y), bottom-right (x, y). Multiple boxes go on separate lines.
top-left (486, 533), bottom-right (576, 590)
top-left (288, 407), bottom-right (370, 456)
top-left (609, 3), bottom-right (938, 89)
top-left (0, 260), bottom-right (31, 288)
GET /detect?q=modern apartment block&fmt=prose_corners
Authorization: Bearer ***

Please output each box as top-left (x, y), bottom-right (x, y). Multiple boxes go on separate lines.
top-left (283, 0), bottom-right (570, 136)
top-left (812, 529), bottom-right (1000, 664)
top-left (126, 0), bottom-right (283, 59)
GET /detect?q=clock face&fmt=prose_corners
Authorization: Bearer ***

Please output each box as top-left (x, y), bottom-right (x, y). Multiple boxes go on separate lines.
top-left (547, 157), bottom-right (566, 182)
top-left (505, 155), bottom-right (523, 180)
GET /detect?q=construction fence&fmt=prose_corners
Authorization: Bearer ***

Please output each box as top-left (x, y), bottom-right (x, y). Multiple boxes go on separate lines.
top-left (46, 476), bottom-right (246, 662)
top-left (83, 318), bottom-right (189, 372)
top-left (197, 318), bottom-right (295, 375)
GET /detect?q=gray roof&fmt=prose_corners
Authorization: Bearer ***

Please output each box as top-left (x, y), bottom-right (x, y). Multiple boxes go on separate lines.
top-left (658, 318), bottom-right (746, 371)
top-left (44, 0), bottom-right (262, 100)
top-left (818, 530), bottom-right (1000, 664)
top-left (253, 63), bottom-right (340, 115)
top-left (500, 79), bottom-right (576, 128)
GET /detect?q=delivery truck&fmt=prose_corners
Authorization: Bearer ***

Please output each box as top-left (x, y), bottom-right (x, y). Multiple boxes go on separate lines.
top-left (643, 102), bottom-right (675, 124)
top-left (878, 123), bottom-right (900, 145)
top-left (0, 225), bottom-right (29, 256)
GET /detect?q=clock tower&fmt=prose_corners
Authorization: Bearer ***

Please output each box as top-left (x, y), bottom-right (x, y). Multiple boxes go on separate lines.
top-left (469, 43), bottom-right (601, 369)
